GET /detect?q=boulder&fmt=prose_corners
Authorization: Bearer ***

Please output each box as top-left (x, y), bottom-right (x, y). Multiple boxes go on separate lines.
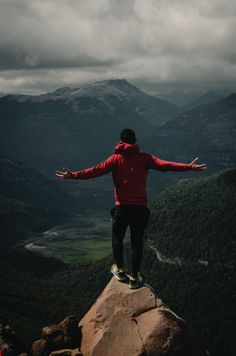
top-left (31, 338), bottom-right (49, 356)
top-left (49, 348), bottom-right (82, 356)
top-left (79, 277), bottom-right (206, 356)
top-left (32, 315), bottom-right (81, 356)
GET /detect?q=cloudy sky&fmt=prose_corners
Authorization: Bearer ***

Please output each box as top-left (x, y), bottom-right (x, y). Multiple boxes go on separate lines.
top-left (0, 0), bottom-right (236, 95)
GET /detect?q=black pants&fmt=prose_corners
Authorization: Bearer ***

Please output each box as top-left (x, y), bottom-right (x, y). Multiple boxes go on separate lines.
top-left (111, 205), bottom-right (150, 277)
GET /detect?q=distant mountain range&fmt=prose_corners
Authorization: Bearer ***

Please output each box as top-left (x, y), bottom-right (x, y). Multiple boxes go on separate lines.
top-left (1, 79), bottom-right (235, 356)
top-left (180, 91), bottom-right (224, 111)
top-left (158, 89), bottom-right (231, 107)
top-left (0, 78), bottom-right (235, 194)
top-left (142, 93), bottom-right (236, 192)
top-left (0, 79), bottom-right (178, 177)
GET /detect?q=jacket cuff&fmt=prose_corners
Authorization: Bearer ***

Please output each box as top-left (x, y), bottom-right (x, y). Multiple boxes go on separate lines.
top-left (70, 172), bottom-right (78, 179)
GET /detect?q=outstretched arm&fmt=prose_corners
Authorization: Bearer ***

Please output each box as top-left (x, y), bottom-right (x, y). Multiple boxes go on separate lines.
top-left (55, 155), bottom-right (115, 180)
top-left (146, 154), bottom-right (207, 171)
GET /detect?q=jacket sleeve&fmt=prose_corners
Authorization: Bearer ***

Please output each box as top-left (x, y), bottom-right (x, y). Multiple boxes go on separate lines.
top-left (71, 155), bottom-right (115, 179)
top-left (144, 153), bottom-right (192, 171)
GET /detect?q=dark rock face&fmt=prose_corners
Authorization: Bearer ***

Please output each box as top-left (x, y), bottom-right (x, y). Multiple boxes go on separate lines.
top-left (79, 277), bottom-right (206, 356)
top-left (0, 315), bottom-right (26, 355)
top-left (31, 315), bottom-right (82, 356)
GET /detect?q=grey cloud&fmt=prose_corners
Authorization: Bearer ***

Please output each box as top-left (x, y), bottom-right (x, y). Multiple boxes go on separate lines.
top-left (0, 47), bottom-right (122, 70)
top-left (0, 0), bottom-right (235, 94)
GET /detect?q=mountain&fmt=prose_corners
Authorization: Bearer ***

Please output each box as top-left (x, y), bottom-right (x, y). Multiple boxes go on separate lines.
top-left (0, 79), bottom-right (178, 178)
top-left (142, 93), bottom-right (236, 192)
top-left (157, 90), bottom-right (204, 106)
top-left (0, 156), bottom-right (73, 249)
top-left (158, 89), bottom-right (230, 108)
top-left (181, 91), bottom-right (225, 111)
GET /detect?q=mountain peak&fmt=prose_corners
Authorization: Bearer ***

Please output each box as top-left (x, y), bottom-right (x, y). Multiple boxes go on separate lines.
top-left (50, 87), bottom-right (75, 96)
top-left (69, 78), bottom-right (143, 98)
top-left (97, 78), bottom-right (142, 92)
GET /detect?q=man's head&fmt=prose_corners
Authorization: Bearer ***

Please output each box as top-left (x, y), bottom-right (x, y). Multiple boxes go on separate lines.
top-left (120, 128), bottom-right (137, 144)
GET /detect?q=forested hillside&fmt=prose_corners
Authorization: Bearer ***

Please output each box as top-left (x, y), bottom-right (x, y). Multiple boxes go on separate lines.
top-left (0, 156), bottom-right (74, 249)
top-left (147, 167), bottom-right (236, 263)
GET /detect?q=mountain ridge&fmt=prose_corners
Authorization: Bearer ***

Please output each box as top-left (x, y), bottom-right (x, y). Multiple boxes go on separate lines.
top-left (0, 79), bottom-right (179, 179)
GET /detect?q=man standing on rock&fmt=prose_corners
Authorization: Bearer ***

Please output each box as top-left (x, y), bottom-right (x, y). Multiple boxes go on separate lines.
top-left (56, 129), bottom-right (207, 289)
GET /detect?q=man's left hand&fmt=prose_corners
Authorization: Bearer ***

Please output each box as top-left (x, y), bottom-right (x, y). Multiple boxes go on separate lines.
top-left (190, 157), bottom-right (207, 171)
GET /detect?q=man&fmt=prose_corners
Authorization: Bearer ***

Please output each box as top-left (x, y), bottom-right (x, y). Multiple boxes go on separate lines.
top-left (56, 128), bottom-right (207, 289)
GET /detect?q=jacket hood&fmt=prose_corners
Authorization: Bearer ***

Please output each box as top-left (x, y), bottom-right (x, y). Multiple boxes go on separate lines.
top-left (114, 141), bottom-right (140, 155)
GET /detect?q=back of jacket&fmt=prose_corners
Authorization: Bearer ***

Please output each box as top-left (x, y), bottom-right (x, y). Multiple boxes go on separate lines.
top-left (112, 141), bottom-right (149, 206)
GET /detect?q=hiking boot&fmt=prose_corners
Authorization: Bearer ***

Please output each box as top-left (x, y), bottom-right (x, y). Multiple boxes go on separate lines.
top-left (111, 264), bottom-right (126, 281)
top-left (129, 273), bottom-right (144, 289)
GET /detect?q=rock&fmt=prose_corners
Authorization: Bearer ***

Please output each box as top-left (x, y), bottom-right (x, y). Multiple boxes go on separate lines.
top-left (32, 315), bottom-right (81, 356)
top-left (79, 277), bottom-right (206, 356)
top-left (31, 339), bottom-right (49, 356)
top-left (49, 349), bottom-right (81, 356)
top-left (0, 315), bottom-right (27, 355)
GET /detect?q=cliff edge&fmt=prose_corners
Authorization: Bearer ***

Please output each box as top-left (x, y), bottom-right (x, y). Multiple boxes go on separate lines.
top-left (29, 276), bottom-right (207, 356)
top-left (79, 277), bottom-right (206, 356)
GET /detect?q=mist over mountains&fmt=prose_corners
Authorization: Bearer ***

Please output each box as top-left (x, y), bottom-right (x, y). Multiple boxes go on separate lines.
top-left (180, 91), bottom-right (225, 112)
top-left (158, 90), bottom-right (229, 107)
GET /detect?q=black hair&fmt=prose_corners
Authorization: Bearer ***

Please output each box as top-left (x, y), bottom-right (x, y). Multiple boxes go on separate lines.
top-left (120, 128), bottom-right (137, 144)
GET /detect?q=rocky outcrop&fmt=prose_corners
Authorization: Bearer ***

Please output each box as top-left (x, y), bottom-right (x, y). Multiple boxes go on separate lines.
top-left (79, 277), bottom-right (206, 356)
top-left (0, 315), bottom-right (26, 355)
top-left (31, 315), bottom-right (82, 356)
top-left (4, 278), bottom-right (206, 355)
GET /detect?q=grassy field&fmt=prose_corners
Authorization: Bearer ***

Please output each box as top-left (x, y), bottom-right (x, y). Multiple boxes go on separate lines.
top-left (22, 209), bottom-right (130, 264)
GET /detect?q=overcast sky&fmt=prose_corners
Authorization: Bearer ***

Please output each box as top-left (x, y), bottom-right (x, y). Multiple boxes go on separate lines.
top-left (0, 0), bottom-right (236, 95)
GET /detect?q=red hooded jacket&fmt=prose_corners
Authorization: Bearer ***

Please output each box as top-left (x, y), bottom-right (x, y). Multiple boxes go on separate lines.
top-left (71, 142), bottom-right (192, 206)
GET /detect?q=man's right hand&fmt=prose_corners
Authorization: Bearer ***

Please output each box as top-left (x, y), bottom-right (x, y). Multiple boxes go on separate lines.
top-left (55, 167), bottom-right (74, 179)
